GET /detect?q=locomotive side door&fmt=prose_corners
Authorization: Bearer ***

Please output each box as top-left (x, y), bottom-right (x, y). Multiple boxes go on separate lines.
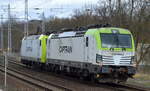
top-left (85, 36), bottom-right (96, 63)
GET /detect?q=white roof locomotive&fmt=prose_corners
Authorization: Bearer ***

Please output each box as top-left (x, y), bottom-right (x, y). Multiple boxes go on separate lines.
top-left (21, 25), bottom-right (136, 83)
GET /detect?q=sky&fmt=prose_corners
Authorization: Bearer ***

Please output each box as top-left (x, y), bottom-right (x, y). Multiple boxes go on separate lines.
top-left (0, 0), bottom-right (99, 20)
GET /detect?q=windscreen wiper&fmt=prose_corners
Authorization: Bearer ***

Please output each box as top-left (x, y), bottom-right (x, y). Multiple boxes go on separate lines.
top-left (110, 47), bottom-right (114, 51)
top-left (121, 47), bottom-right (126, 51)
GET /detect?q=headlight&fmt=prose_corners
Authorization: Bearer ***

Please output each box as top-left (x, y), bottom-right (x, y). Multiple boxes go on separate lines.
top-left (96, 54), bottom-right (102, 63)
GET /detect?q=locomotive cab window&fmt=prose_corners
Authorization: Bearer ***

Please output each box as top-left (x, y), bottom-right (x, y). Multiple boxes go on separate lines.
top-left (40, 40), bottom-right (41, 46)
top-left (46, 39), bottom-right (47, 44)
top-left (100, 34), bottom-right (132, 48)
top-left (86, 37), bottom-right (88, 47)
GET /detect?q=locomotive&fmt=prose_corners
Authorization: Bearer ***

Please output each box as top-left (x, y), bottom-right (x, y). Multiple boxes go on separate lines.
top-left (21, 25), bottom-right (136, 83)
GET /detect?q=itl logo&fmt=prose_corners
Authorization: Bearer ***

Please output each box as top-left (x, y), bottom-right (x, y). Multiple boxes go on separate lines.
top-left (59, 46), bottom-right (72, 53)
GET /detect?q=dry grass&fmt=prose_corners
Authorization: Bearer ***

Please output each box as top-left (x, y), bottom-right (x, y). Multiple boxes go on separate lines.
top-left (127, 73), bottom-right (150, 88)
top-left (133, 73), bottom-right (150, 81)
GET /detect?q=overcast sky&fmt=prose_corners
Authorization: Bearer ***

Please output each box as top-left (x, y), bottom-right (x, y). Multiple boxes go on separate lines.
top-left (0, 0), bottom-right (99, 20)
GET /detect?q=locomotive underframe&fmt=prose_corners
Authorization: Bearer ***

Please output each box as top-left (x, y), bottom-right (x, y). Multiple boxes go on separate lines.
top-left (21, 58), bottom-right (136, 83)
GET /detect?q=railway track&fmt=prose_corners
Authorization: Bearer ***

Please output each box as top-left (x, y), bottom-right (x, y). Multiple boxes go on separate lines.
top-left (0, 55), bottom-right (150, 91)
top-left (9, 59), bottom-right (150, 91)
top-left (0, 60), bottom-right (71, 91)
top-left (8, 60), bottom-right (112, 91)
top-left (102, 83), bottom-right (149, 91)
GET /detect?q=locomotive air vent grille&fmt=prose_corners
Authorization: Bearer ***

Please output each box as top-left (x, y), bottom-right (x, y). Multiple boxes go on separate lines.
top-left (102, 56), bottom-right (114, 64)
top-left (119, 56), bottom-right (131, 65)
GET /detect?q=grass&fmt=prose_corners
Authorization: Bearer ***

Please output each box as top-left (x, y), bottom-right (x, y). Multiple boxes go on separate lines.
top-left (127, 73), bottom-right (150, 88)
top-left (133, 73), bottom-right (150, 80)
